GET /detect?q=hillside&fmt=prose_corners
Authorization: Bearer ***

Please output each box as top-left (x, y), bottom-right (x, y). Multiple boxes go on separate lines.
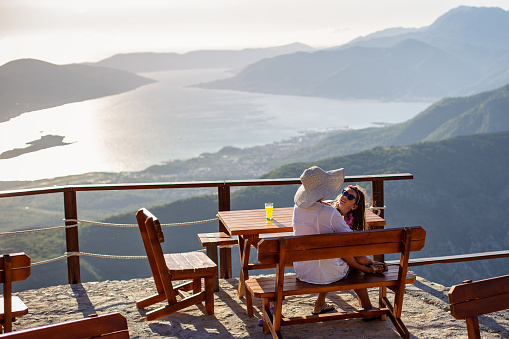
top-left (8, 131), bottom-right (507, 289)
top-left (0, 59), bottom-right (156, 122)
top-left (91, 43), bottom-right (315, 73)
top-left (196, 6), bottom-right (509, 101)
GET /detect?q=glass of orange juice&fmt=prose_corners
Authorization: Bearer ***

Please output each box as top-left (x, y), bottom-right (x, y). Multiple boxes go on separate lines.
top-left (265, 202), bottom-right (273, 220)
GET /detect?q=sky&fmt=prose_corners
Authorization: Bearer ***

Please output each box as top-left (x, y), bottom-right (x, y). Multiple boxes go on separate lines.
top-left (1, 0), bottom-right (509, 66)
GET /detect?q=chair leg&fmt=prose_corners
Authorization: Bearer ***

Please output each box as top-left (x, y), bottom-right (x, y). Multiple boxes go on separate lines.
top-left (466, 317), bottom-right (480, 339)
top-left (246, 288), bottom-right (254, 317)
top-left (193, 278), bottom-right (201, 294)
top-left (205, 277), bottom-right (215, 315)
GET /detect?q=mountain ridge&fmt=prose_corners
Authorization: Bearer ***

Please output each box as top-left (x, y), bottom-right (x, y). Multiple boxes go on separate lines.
top-left (196, 6), bottom-right (509, 101)
top-left (0, 58), bottom-right (155, 122)
top-left (91, 42), bottom-right (315, 73)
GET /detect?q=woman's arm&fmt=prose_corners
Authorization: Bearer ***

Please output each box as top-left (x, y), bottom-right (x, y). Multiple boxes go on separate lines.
top-left (342, 257), bottom-right (374, 273)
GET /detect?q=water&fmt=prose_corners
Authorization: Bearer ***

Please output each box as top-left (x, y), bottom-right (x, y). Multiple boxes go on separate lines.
top-left (0, 69), bottom-right (431, 181)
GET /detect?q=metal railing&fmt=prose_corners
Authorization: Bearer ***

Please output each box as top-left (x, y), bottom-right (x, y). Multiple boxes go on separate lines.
top-left (0, 173), bottom-right (412, 284)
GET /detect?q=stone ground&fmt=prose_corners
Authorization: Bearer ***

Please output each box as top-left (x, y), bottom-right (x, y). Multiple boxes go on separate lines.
top-left (10, 275), bottom-right (509, 338)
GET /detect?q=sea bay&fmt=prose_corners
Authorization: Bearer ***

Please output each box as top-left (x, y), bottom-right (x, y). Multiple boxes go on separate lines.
top-left (0, 69), bottom-right (431, 181)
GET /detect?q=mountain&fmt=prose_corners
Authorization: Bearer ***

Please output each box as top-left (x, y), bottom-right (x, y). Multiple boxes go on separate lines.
top-left (0, 59), bottom-right (156, 122)
top-left (197, 6), bottom-right (509, 101)
top-left (20, 130), bottom-right (504, 290)
top-left (91, 43), bottom-right (315, 73)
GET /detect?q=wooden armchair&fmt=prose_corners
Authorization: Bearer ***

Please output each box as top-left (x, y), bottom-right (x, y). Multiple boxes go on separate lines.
top-left (135, 208), bottom-right (217, 320)
top-left (449, 274), bottom-right (509, 339)
top-left (0, 313), bottom-right (129, 338)
top-left (0, 253), bottom-right (30, 333)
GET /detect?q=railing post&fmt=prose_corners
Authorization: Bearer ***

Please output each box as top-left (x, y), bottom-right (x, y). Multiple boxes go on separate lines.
top-left (372, 180), bottom-right (385, 262)
top-left (217, 184), bottom-right (232, 279)
top-left (371, 180), bottom-right (384, 219)
top-left (63, 189), bottom-right (81, 284)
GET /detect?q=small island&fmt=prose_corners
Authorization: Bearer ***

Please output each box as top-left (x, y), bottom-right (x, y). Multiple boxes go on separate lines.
top-left (0, 135), bottom-right (72, 159)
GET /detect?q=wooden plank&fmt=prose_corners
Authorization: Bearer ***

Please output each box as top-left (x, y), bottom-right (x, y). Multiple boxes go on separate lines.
top-left (395, 250), bottom-right (509, 267)
top-left (450, 291), bottom-right (509, 320)
top-left (218, 207), bottom-right (386, 236)
top-left (449, 274), bottom-right (509, 304)
top-left (284, 240), bottom-right (425, 263)
top-left (197, 232), bottom-right (238, 246)
top-left (0, 253), bottom-right (31, 283)
top-left (0, 313), bottom-right (129, 339)
top-left (283, 227), bottom-right (425, 251)
top-left (245, 267), bottom-right (416, 298)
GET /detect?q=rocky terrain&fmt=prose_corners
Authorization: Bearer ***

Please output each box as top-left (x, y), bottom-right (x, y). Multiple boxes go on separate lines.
top-left (11, 274), bottom-right (509, 338)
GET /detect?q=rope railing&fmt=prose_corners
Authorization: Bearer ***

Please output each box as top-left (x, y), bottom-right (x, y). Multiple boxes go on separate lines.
top-left (0, 217), bottom-right (219, 237)
top-left (1, 217), bottom-right (215, 266)
top-left (64, 217), bottom-right (219, 228)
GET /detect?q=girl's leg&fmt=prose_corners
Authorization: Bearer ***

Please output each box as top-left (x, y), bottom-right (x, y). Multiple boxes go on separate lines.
top-left (354, 288), bottom-right (374, 310)
top-left (313, 292), bottom-right (329, 313)
top-left (355, 255), bottom-right (373, 266)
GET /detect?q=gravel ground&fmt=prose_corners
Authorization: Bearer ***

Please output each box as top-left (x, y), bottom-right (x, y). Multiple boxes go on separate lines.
top-left (9, 275), bottom-right (509, 338)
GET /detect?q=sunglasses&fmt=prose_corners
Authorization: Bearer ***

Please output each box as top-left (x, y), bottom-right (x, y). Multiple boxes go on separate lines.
top-left (341, 189), bottom-right (359, 203)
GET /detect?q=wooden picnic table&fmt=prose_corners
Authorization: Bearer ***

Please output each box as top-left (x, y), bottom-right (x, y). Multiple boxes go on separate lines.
top-left (217, 207), bottom-right (386, 303)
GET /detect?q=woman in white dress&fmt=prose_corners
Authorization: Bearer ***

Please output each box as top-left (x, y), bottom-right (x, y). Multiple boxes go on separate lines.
top-left (292, 166), bottom-right (386, 315)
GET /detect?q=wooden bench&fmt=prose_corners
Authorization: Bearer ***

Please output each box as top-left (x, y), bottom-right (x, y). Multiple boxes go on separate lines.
top-left (448, 274), bottom-right (509, 339)
top-left (197, 231), bottom-right (293, 292)
top-left (0, 313), bottom-right (129, 338)
top-left (197, 232), bottom-right (238, 291)
top-left (245, 226), bottom-right (426, 339)
top-left (0, 253), bottom-right (31, 333)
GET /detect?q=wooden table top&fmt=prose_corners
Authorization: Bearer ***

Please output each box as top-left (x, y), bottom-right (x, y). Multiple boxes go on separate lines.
top-left (218, 206), bottom-right (385, 236)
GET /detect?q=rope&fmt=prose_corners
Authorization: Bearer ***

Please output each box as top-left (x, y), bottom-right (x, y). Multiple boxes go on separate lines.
top-left (30, 248), bottom-right (207, 266)
top-left (369, 205), bottom-right (387, 216)
top-left (0, 224), bottom-right (77, 236)
top-left (0, 217), bottom-right (219, 237)
top-left (31, 255), bottom-right (68, 266)
top-left (64, 218), bottom-right (219, 227)
top-left (66, 251), bottom-right (148, 259)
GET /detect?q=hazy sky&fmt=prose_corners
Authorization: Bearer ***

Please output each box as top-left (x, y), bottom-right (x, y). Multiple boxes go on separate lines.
top-left (1, 0), bottom-right (509, 65)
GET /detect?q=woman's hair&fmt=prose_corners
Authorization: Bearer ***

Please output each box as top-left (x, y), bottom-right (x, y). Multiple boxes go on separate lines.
top-left (334, 185), bottom-right (368, 231)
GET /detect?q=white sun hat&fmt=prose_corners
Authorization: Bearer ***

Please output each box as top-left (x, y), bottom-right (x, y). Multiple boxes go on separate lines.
top-left (294, 166), bottom-right (345, 208)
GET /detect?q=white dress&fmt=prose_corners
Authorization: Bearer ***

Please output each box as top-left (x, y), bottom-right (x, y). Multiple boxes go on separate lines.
top-left (292, 202), bottom-right (351, 284)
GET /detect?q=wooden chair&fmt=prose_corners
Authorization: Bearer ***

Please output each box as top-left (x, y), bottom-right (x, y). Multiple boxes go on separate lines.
top-left (0, 313), bottom-right (129, 338)
top-left (0, 253), bottom-right (30, 333)
top-left (449, 274), bottom-right (509, 339)
top-left (135, 208), bottom-right (217, 320)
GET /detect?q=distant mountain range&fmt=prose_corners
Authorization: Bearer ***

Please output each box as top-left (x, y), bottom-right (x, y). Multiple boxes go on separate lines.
top-left (90, 43), bottom-right (315, 73)
top-left (0, 43), bottom-right (314, 122)
top-left (0, 59), bottom-right (155, 122)
top-left (197, 6), bottom-right (509, 101)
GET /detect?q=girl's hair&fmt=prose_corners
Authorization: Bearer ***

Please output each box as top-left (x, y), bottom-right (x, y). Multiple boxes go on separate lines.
top-left (334, 185), bottom-right (368, 231)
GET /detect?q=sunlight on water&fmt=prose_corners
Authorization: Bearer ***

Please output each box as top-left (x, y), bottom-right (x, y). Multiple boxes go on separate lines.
top-left (0, 69), bottom-right (431, 181)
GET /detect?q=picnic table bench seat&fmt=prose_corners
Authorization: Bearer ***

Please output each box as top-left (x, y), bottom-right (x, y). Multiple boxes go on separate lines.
top-left (0, 313), bottom-right (129, 338)
top-left (0, 253), bottom-right (31, 333)
top-left (245, 226), bottom-right (426, 339)
top-left (197, 231), bottom-right (293, 291)
top-left (449, 274), bottom-right (509, 339)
